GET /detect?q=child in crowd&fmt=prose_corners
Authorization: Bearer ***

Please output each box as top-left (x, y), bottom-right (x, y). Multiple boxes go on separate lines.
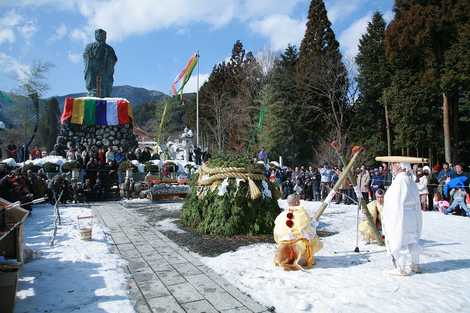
top-left (445, 184), bottom-right (470, 216)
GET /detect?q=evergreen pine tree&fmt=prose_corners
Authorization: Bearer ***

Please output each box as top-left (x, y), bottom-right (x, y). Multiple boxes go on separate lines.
top-left (269, 45), bottom-right (301, 164)
top-left (384, 0), bottom-right (469, 161)
top-left (297, 0), bottom-right (347, 162)
top-left (353, 12), bottom-right (390, 159)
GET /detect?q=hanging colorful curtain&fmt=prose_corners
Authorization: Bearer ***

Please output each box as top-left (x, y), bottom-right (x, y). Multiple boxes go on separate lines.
top-left (60, 97), bottom-right (133, 126)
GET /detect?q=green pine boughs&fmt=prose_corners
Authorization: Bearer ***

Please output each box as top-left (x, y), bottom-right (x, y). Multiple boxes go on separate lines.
top-left (181, 156), bottom-right (280, 236)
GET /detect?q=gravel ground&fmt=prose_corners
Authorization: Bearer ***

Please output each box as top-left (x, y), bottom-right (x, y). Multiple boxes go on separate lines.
top-left (121, 200), bottom-right (337, 257)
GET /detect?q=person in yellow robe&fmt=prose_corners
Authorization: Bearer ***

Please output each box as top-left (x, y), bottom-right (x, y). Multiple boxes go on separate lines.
top-left (359, 189), bottom-right (385, 243)
top-left (273, 194), bottom-right (322, 270)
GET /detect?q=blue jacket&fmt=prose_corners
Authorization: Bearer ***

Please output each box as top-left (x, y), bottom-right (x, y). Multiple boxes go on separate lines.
top-left (370, 174), bottom-right (384, 190)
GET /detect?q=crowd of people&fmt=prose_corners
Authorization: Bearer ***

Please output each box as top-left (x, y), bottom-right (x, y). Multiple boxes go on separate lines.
top-left (259, 147), bottom-right (469, 217)
top-left (0, 139), bottom-right (211, 207)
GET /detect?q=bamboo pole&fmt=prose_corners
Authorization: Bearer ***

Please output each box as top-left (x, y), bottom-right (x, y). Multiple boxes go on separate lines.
top-left (330, 142), bottom-right (384, 246)
top-left (315, 146), bottom-right (362, 221)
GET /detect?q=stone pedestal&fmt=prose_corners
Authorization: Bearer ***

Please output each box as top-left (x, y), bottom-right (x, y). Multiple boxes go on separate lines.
top-left (54, 123), bottom-right (138, 155)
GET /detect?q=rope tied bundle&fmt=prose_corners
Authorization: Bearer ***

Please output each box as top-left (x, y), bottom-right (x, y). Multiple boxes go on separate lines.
top-left (197, 165), bottom-right (266, 200)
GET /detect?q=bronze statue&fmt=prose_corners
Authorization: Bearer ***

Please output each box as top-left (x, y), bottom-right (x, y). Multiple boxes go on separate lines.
top-left (83, 29), bottom-right (117, 97)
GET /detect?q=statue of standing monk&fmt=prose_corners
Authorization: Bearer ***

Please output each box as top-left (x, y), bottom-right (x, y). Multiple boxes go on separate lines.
top-left (83, 29), bottom-right (117, 97)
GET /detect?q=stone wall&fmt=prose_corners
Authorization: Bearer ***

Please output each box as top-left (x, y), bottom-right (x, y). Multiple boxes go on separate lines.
top-left (53, 122), bottom-right (138, 155)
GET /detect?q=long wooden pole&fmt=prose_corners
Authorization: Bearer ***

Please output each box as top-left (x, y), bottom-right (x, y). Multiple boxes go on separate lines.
top-left (196, 52), bottom-right (200, 148)
top-left (330, 142), bottom-right (384, 246)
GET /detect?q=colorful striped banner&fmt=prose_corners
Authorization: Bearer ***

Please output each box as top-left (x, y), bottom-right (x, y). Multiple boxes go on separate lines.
top-left (60, 97), bottom-right (133, 126)
top-left (71, 98), bottom-right (84, 124)
top-left (117, 99), bottom-right (129, 124)
top-left (96, 100), bottom-right (107, 125)
top-left (84, 99), bottom-right (96, 126)
top-left (61, 97), bottom-right (74, 124)
top-left (106, 99), bottom-right (118, 125)
top-left (172, 53), bottom-right (198, 97)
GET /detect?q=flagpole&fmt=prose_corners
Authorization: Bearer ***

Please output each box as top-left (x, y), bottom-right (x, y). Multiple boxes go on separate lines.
top-left (196, 51), bottom-right (200, 148)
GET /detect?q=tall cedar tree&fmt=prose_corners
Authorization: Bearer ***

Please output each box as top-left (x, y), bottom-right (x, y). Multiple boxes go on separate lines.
top-left (268, 45), bottom-right (302, 164)
top-left (297, 0), bottom-right (347, 163)
top-left (199, 41), bottom-right (261, 153)
top-left (227, 41), bottom-right (262, 151)
top-left (353, 12), bottom-right (390, 161)
top-left (385, 0), bottom-right (470, 162)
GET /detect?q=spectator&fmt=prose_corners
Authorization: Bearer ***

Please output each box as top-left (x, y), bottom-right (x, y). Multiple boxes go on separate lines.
top-left (310, 166), bottom-right (321, 201)
top-left (19, 144), bottom-right (29, 162)
top-left (30, 146), bottom-right (41, 159)
top-left (437, 162), bottom-right (455, 182)
top-left (370, 168), bottom-right (385, 199)
top-left (105, 147), bottom-right (115, 162)
top-left (357, 165), bottom-right (370, 202)
top-left (66, 148), bottom-right (76, 160)
top-left (135, 148), bottom-right (142, 162)
top-left (202, 150), bottom-right (211, 163)
top-left (427, 165), bottom-right (438, 210)
top-left (86, 157), bottom-right (99, 183)
top-left (258, 147), bottom-right (267, 163)
top-left (454, 163), bottom-right (468, 180)
top-left (141, 147), bottom-right (151, 163)
top-left (416, 169), bottom-right (429, 211)
top-left (97, 147), bottom-right (106, 167)
top-left (115, 147), bottom-right (125, 163)
top-left (382, 162), bottom-right (393, 190)
top-left (81, 149), bottom-right (89, 165)
top-left (6, 141), bottom-right (17, 160)
top-left (445, 185), bottom-right (469, 216)
top-left (126, 149), bottom-right (136, 161)
top-left (194, 146), bottom-right (202, 165)
top-left (320, 163), bottom-right (332, 200)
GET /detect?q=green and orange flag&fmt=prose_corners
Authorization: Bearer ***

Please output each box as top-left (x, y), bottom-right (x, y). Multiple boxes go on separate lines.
top-left (172, 53), bottom-right (198, 97)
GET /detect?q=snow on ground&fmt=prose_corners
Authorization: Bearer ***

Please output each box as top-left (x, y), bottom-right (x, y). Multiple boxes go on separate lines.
top-left (202, 200), bottom-right (470, 313)
top-left (154, 218), bottom-right (186, 234)
top-left (121, 198), bottom-right (153, 204)
top-left (16, 204), bottom-right (135, 313)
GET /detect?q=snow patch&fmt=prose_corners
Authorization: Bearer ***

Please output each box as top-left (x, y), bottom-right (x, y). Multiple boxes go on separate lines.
top-left (201, 200), bottom-right (470, 313)
top-left (154, 218), bottom-right (186, 234)
top-left (15, 204), bottom-right (135, 313)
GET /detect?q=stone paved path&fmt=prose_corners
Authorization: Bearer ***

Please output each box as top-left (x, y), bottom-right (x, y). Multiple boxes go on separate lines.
top-left (93, 202), bottom-right (270, 313)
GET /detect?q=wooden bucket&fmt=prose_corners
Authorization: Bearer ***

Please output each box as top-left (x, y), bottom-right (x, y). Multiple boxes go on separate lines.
top-left (77, 216), bottom-right (93, 241)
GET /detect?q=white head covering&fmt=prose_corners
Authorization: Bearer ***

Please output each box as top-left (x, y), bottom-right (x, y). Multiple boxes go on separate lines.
top-left (399, 162), bottom-right (412, 171)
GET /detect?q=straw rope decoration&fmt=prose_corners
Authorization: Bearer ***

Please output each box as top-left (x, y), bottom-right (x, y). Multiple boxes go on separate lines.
top-left (197, 165), bottom-right (266, 200)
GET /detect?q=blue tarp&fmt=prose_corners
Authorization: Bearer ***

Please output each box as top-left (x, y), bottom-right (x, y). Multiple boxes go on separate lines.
top-left (444, 176), bottom-right (468, 197)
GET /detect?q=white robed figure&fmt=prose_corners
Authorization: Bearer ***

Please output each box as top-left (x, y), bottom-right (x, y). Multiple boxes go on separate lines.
top-left (379, 158), bottom-right (425, 275)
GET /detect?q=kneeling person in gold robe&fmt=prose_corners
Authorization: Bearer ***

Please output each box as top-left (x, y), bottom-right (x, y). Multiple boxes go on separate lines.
top-left (273, 194), bottom-right (323, 271)
top-left (359, 189), bottom-right (385, 243)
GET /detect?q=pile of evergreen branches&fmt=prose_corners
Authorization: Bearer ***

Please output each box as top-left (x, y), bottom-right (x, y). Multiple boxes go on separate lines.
top-left (181, 154), bottom-right (280, 236)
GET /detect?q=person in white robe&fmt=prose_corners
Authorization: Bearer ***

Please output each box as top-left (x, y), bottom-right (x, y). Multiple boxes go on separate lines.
top-left (383, 162), bottom-right (423, 275)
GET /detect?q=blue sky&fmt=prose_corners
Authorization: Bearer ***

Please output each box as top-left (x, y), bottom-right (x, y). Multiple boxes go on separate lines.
top-left (0, 0), bottom-right (394, 97)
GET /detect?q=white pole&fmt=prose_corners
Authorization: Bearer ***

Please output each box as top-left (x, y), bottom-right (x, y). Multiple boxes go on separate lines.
top-left (196, 51), bottom-right (200, 148)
